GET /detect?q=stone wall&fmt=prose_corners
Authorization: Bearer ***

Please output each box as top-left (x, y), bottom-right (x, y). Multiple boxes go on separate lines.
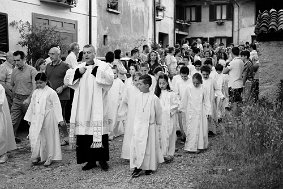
top-left (259, 41), bottom-right (283, 103)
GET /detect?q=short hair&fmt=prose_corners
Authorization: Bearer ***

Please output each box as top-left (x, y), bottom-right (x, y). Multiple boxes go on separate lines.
top-left (232, 47), bottom-right (240, 56)
top-left (193, 48), bottom-right (200, 54)
top-left (69, 42), bottom-right (79, 51)
top-left (129, 64), bottom-right (138, 71)
top-left (140, 62), bottom-right (149, 68)
top-left (131, 48), bottom-right (139, 56)
top-left (251, 43), bottom-right (257, 50)
top-left (35, 58), bottom-right (46, 71)
top-left (215, 64), bottom-right (224, 72)
top-left (201, 65), bottom-right (211, 74)
top-left (183, 56), bottom-right (189, 60)
top-left (204, 58), bottom-right (213, 66)
top-left (192, 73), bottom-right (203, 84)
top-left (143, 45), bottom-right (149, 50)
top-left (139, 74), bottom-right (152, 87)
top-left (83, 44), bottom-right (95, 53)
top-left (49, 47), bottom-right (61, 55)
top-left (13, 51), bottom-right (25, 59)
top-left (35, 72), bottom-right (47, 82)
top-left (240, 50), bottom-right (250, 59)
top-left (153, 66), bottom-right (163, 75)
top-left (168, 46), bottom-right (175, 53)
top-left (133, 72), bottom-right (142, 80)
top-left (194, 60), bottom-right (202, 66)
top-left (112, 65), bottom-right (118, 72)
top-left (105, 51), bottom-right (114, 63)
top-left (180, 66), bottom-right (190, 75)
top-left (114, 49), bottom-right (121, 59)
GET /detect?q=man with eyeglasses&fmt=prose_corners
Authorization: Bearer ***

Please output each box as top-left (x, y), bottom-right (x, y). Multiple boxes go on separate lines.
top-left (10, 51), bottom-right (37, 143)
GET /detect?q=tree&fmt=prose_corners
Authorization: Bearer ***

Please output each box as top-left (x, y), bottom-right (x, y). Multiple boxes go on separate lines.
top-left (10, 20), bottom-right (67, 66)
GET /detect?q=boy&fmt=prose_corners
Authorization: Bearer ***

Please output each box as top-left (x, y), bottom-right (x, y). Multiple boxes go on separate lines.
top-left (171, 62), bottom-right (185, 92)
top-left (139, 63), bottom-right (156, 92)
top-left (203, 58), bottom-right (217, 81)
top-left (201, 65), bottom-right (220, 136)
top-left (130, 74), bottom-right (164, 178)
top-left (191, 60), bottom-right (202, 76)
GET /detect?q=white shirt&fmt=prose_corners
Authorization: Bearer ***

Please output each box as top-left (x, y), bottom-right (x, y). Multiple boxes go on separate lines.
top-left (227, 57), bottom-right (244, 89)
top-left (65, 51), bottom-right (78, 69)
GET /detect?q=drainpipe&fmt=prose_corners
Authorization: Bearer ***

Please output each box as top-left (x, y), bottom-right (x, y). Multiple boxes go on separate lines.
top-left (153, 0), bottom-right (156, 44)
top-left (231, 0), bottom-right (240, 44)
top-left (89, 0), bottom-right (92, 44)
top-left (173, 0), bottom-right (176, 45)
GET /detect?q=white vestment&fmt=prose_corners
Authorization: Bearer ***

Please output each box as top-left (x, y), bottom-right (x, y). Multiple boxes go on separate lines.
top-left (24, 86), bottom-right (63, 161)
top-left (179, 84), bottom-right (211, 152)
top-left (159, 90), bottom-right (179, 157)
top-left (107, 78), bottom-right (125, 137)
top-left (0, 84), bottom-right (16, 156)
top-left (118, 83), bottom-right (140, 160)
top-left (130, 92), bottom-right (164, 170)
top-left (214, 73), bottom-right (229, 119)
top-left (64, 59), bottom-right (114, 148)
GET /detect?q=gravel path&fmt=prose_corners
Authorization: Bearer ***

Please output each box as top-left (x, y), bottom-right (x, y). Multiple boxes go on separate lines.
top-left (0, 134), bottom-right (218, 189)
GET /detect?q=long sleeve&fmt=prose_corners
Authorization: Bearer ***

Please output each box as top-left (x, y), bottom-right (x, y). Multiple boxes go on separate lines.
top-left (215, 76), bottom-right (225, 99)
top-left (24, 92), bottom-right (36, 122)
top-left (170, 92), bottom-right (179, 116)
top-left (0, 85), bottom-right (4, 105)
top-left (179, 88), bottom-right (188, 112)
top-left (154, 97), bottom-right (162, 126)
top-left (204, 87), bottom-right (212, 116)
top-left (64, 67), bottom-right (82, 90)
top-left (117, 86), bottom-right (129, 121)
top-left (50, 91), bottom-right (63, 123)
top-left (96, 62), bottom-right (114, 91)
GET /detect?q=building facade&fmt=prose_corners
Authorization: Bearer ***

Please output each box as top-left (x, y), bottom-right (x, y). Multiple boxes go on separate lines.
top-left (0, 0), bottom-right (97, 56)
top-left (175, 0), bottom-right (257, 46)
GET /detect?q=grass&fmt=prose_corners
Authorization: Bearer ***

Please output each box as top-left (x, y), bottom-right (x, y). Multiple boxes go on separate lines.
top-left (198, 101), bottom-right (283, 189)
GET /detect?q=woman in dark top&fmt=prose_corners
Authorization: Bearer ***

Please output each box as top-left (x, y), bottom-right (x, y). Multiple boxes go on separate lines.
top-left (147, 51), bottom-right (161, 75)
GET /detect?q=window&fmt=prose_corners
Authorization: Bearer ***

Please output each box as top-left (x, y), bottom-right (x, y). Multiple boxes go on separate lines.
top-left (0, 13), bottom-right (9, 52)
top-left (107, 0), bottom-right (118, 11)
top-left (176, 6), bottom-right (185, 20)
top-left (214, 37), bottom-right (233, 47)
top-left (185, 6), bottom-right (201, 22)
top-left (209, 4), bottom-right (233, 21)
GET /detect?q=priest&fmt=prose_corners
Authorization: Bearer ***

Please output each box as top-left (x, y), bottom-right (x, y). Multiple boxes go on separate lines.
top-left (64, 45), bottom-right (114, 171)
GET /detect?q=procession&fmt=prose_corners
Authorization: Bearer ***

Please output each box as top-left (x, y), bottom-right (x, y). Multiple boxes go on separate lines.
top-left (1, 0), bottom-right (282, 188)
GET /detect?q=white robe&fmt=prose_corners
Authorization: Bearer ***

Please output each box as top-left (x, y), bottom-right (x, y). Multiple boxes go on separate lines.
top-left (130, 92), bottom-right (164, 170)
top-left (64, 59), bottom-right (114, 148)
top-left (159, 90), bottom-right (179, 157)
top-left (107, 78), bottom-right (125, 137)
top-left (179, 84), bottom-right (211, 152)
top-left (24, 86), bottom-right (63, 161)
top-left (0, 84), bottom-right (16, 156)
top-left (118, 84), bottom-right (140, 160)
top-left (202, 78), bottom-right (220, 134)
top-left (171, 75), bottom-right (182, 92)
top-left (214, 73), bottom-right (229, 119)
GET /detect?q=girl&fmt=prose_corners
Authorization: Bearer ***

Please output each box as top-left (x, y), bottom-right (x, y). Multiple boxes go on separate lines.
top-left (118, 72), bottom-right (142, 160)
top-left (24, 73), bottom-right (64, 166)
top-left (147, 51), bottom-right (161, 76)
top-left (0, 84), bottom-right (16, 164)
top-left (107, 65), bottom-right (125, 140)
top-left (125, 65), bottom-right (138, 89)
top-left (35, 58), bottom-right (47, 73)
top-left (179, 73), bottom-right (211, 153)
top-left (155, 74), bottom-right (179, 162)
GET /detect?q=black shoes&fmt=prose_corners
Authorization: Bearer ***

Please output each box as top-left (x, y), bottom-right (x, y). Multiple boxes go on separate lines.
top-left (82, 162), bottom-right (97, 171)
top-left (145, 170), bottom-right (153, 175)
top-left (99, 161), bottom-right (109, 171)
top-left (132, 168), bottom-right (142, 178)
top-left (15, 137), bottom-right (21, 144)
top-left (208, 131), bottom-right (216, 137)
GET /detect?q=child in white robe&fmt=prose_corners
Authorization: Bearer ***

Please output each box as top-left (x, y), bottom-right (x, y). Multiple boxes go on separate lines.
top-left (107, 66), bottom-right (125, 139)
top-left (179, 73), bottom-right (211, 153)
top-left (155, 74), bottom-right (179, 162)
top-left (190, 60), bottom-right (202, 76)
top-left (131, 74), bottom-right (164, 178)
top-left (139, 63), bottom-right (156, 93)
top-left (201, 65), bottom-right (221, 136)
top-left (118, 72), bottom-right (142, 160)
top-left (171, 62), bottom-right (185, 91)
top-left (175, 66), bottom-right (192, 139)
top-left (24, 73), bottom-right (64, 166)
top-left (215, 64), bottom-right (229, 122)
top-left (125, 65), bottom-right (138, 89)
top-left (0, 84), bottom-right (17, 164)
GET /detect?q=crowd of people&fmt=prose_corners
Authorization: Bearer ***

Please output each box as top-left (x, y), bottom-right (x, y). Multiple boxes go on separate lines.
top-left (0, 38), bottom-right (260, 178)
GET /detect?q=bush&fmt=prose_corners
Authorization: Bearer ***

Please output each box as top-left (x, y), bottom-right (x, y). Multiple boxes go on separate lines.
top-left (198, 102), bottom-right (283, 189)
top-left (10, 20), bottom-right (67, 66)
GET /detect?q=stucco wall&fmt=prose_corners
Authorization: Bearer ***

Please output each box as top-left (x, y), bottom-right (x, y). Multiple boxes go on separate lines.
top-left (1, 0), bottom-right (97, 52)
top-left (96, 0), bottom-right (152, 57)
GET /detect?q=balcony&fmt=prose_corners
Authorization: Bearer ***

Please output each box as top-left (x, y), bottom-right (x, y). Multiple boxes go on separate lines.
top-left (40, 0), bottom-right (77, 8)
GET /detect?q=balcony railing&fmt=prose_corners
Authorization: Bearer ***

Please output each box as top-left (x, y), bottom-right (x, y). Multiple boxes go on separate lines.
top-left (40, 0), bottom-right (77, 8)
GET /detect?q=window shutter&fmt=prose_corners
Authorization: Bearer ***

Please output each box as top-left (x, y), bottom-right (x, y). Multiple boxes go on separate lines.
top-left (227, 3), bottom-right (234, 20)
top-left (227, 37), bottom-right (233, 46)
top-left (0, 13), bottom-right (8, 52)
top-left (196, 6), bottom-right (202, 22)
top-left (209, 37), bottom-right (215, 46)
top-left (209, 5), bottom-right (216, 21)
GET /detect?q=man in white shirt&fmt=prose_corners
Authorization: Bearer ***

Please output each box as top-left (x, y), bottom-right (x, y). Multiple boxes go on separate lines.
top-left (66, 42), bottom-right (80, 69)
top-left (223, 47), bottom-right (244, 105)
